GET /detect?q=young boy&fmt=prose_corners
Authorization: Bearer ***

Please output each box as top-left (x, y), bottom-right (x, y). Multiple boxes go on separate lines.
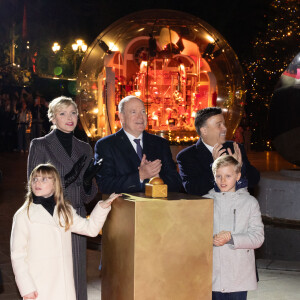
top-left (203, 155), bottom-right (264, 300)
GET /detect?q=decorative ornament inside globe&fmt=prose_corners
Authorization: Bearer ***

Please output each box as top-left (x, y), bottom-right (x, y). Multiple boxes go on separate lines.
top-left (76, 9), bottom-right (245, 143)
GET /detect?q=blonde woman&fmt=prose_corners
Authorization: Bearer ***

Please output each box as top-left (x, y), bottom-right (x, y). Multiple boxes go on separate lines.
top-left (11, 164), bottom-right (120, 300)
top-left (27, 96), bottom-right (99, 300)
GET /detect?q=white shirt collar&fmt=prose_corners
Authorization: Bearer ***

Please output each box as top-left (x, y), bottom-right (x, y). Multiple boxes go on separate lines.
top-left (202, 140), bottom-right (214, 153)
top-left (123, 129), bottom-right (143, 149)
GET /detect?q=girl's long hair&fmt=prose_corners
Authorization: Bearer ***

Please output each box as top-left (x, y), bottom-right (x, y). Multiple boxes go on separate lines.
top-left (26, 163), bottom-right (73, 231)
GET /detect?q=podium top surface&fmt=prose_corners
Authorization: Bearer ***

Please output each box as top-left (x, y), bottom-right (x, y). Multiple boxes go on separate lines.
top-left (121, 192), bottom-right (210, 202)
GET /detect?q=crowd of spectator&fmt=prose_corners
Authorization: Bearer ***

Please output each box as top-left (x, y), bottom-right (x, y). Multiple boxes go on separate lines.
top-left (0, 88), bottom-right (50, 153)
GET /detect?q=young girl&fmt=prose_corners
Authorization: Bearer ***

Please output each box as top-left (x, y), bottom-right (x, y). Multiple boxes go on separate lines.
top-left (11, 164), bottom-right (120, 300)
top-left (203, 155), bottom-right (264, 300)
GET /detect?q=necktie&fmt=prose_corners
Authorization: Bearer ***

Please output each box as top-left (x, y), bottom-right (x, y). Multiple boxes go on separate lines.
top-left (134, 139), bottom-right (143, 160)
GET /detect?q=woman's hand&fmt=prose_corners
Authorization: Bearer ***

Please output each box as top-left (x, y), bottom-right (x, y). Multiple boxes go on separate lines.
top-left (83, 158), bottom-right (103, 193)
top-left (99, 193), bottom-right (122, 209)
top-left (64, 154), bottom-right (87, 188)
top-left (23, 291), bottom-right (38, 299)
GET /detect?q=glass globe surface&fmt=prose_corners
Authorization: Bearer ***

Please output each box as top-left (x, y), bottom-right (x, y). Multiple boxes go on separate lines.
top-left (76, 9), bottom-right (245, 142)
top-left (269, 51), bottom-right (300, 165)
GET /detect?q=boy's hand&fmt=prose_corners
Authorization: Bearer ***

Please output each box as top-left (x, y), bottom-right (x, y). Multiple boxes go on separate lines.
top-left (213, 231), bottom-right (231, 246)
top-left (99, 193), bottom-right (122, 209)
top-left (23, 291), bottom-right (38, 299)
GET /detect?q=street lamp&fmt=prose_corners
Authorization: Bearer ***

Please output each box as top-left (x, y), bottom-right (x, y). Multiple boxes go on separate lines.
top-left (72, 39), bottom-right (87, 75)
top-left (72, 39), bottom-right (87, 52)
top-left (51, 42), bottom-right (61, 76)
top-left (52, 42), bottom-right (61, 53)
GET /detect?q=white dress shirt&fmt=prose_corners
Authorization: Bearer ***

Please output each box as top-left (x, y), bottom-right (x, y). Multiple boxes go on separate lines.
top-left (123, 130), bottom-right (144, 182)
top-left (123, 130), bottom-right (143, 154)
top-left (203, 140), bottom-right (214, 153)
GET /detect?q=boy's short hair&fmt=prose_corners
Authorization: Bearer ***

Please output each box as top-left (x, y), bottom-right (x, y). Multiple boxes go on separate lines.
top-left (194, 107), bottom-right (222, 136)
top-left (212, 155), bottom-right (241, 175)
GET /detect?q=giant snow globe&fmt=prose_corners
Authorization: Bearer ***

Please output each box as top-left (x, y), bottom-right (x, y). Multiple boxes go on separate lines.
top-left (76, 9), bottom-right (245, 143)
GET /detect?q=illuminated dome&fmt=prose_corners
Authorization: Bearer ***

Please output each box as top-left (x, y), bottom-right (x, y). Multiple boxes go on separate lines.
top-left (76, 9), bottom-right (245, 142)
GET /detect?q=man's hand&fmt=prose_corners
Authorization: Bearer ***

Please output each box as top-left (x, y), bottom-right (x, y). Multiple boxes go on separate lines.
top-left (227, 142), bottom-right (242, 165)
top-left (212, 143), bottom-right (227, 161)
top-left (213, 142), bottom-right (242, 166)
top-left (23, 291), bottom-right (38, 299)
top-left (213, 231), bottom-right (231, 246)
top-left (139, 154), bottom-right (162, 181)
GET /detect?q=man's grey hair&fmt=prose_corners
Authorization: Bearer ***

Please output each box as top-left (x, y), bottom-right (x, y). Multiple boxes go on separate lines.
top-left (118, 96), bottom-right (144, 113)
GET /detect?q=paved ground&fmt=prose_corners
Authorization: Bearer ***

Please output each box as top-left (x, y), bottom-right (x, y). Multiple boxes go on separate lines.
top-left (0, 151), bottom-right (299, 299)
top-left (85, 251), bottom-right (300, 300)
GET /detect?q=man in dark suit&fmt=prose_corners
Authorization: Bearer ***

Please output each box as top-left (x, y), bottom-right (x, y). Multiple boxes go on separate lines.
top-left (94, 96), bottom-right (182, 194)
top-left (177, 107), bottom-right (260, 196)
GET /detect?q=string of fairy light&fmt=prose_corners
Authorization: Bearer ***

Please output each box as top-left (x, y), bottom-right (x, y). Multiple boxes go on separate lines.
top-left (241, 0), bottom-right (299, 149)
top-left (169, 0), bottom-right (300, 147)
top-left (245, 0), bottom-right (299, 104)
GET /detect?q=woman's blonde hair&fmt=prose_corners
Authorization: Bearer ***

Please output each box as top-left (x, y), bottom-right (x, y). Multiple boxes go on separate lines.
top-left (212, 155), bottom-right (241, 176)
top-left (48, 96), bottom-right (78, 130)
top-left (26, 163), bottom-right (73, 231)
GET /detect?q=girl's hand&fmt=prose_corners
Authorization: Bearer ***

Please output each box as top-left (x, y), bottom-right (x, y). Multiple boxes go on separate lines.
top-left (99, 193), bottom-right (122, 209)
top-left (23, 291), bottom-right (38, 299)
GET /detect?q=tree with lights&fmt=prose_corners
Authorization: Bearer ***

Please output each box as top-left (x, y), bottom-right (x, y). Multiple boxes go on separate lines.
top-left (242, 0), bottom-right (299, 150)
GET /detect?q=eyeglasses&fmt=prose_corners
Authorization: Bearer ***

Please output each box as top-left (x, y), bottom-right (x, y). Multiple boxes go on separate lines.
top-left (32, 176), bottom-right (53, 184)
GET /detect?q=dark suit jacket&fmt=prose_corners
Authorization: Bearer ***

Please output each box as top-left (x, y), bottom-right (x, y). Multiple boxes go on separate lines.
top-left (27, 130), bottom-right (98, 210)
top-left (176, 139), bottom-right (260, 196)
top-left (94, 129), bottom-right (182, 194)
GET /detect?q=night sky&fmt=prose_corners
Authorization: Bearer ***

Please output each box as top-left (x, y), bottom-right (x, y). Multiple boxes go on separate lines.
top-left (1, 0), bottom-right (272, 60)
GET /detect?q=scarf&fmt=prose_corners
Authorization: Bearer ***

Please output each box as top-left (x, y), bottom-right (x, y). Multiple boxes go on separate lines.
top-left (32, 194), bottom-right (56, 216)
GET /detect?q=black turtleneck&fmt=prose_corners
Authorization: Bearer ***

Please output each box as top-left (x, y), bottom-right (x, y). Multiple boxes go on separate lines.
top-left (55, 129), bottom-right (73, 157)
top-left (32, 194), bottom-right (56, 216)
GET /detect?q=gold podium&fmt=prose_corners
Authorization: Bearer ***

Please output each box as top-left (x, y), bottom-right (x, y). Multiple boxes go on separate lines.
top-left (101, 193), bottom-right (213, 300)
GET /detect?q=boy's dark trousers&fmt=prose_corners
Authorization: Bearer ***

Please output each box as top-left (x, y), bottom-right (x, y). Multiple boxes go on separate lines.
top-left (212, 291), bottom-right (247, 300)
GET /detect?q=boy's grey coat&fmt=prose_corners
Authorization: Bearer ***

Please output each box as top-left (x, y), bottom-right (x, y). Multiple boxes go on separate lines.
top-left (204, 188), bottom-right (264, 293)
